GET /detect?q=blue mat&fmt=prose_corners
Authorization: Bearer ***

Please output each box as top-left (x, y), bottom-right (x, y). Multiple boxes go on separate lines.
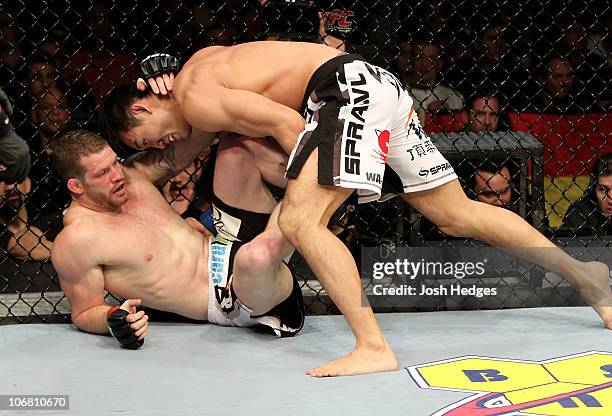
top-left (1, 307), bottom-right (610, 415)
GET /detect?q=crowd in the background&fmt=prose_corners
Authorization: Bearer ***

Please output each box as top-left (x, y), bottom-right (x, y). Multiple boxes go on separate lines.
top-left (0, 0), bottom-right (609, 261)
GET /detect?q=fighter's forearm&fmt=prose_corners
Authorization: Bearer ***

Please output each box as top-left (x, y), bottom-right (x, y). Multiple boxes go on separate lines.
top-left (130, 132), bottom-right (214, 187)
top-left (72, 305), bottom-right (112, 335)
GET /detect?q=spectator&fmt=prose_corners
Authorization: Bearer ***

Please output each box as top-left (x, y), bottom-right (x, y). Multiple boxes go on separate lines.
top-left (514, 55), bottom-right (584, 114)
top-left (30, 86), bottom-right (70, 155)
top-left (562, 154), bottom-right (611, 237)
top-left (0, 177), bottom-right (53, 261)
top-left (471, 161), bottom-right (514, 208)
top-left (419, 160), bottom-right (516, 240)
top-left (588, 10), bottom-right (612, 70)
top-left (187, 0), bottom-right (255, 47)
top-left (37, 37), bottom-right (69, 74)
top-left (19, 52), bottom-right (94, 128)
top-left (21, 53), bottom-right (60, 97)
top-left (465, 91), bottom-right (503, 133)
top-left (508, 12), bottom-right (540, 74)
top-left (556, 15), bottom-right (610, 110)
top-left (26, 87), bottom-right (72, 239)
top-left (445, 18), bottom-right (520, 99)
top-left (406, 39), bottom-right (464, 124)
top-left (396, 38), bottom-right (415, 87)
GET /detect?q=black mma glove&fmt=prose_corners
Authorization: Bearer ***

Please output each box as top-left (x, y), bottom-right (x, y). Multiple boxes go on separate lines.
top-left (107, 306), bottom-right (144, 350)
top-left (139, 53), bottom-right (179, 79)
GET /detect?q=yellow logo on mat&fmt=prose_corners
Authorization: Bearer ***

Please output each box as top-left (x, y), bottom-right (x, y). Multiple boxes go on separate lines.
top-left (406, 352), bottom-right (612, 416)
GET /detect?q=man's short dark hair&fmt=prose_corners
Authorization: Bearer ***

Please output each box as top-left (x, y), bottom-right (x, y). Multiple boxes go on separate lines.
top-left (467, 159), bottom-right (514, 200)
top-left (474, 159), bottom-right (509, 178)
top-left (98, 85), bottom-right (151, 158)
top-left (467, 88), bottom-right (502, 111)
top-left (50, 130), bottom-right (109, 180)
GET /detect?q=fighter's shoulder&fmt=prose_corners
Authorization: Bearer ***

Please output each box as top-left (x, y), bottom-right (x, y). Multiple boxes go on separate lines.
top-left (184, 46), bottom-right (226, 65)
top-left (175, 59), bottom-right (228, 97)
top-left (55, 210), bottom-right (103, 252)
top-left (52, 219), bottom-right (100, 270)
top-left (55, 220), bottom-right (91, 245)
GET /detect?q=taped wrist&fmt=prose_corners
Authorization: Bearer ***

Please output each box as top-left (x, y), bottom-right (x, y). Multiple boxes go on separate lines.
top-left (139, 53), bottom-right (179, 79)
top-left (107, 306), bottom-right (144, 350)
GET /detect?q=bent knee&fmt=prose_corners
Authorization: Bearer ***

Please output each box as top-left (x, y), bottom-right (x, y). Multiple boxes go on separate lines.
top-left (235, 236), bottom-right (281, 274)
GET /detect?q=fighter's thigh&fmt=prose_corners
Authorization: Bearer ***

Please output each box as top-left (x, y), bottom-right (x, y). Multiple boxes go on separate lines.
top-left (401, 179), bottom-right (472, 225)
top-left (281, 148), bottom-right (353, 226)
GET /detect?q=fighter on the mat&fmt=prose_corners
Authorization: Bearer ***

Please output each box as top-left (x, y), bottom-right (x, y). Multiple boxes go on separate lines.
top-left (99, 43), bottom-right (612, 377)
top-left (51, 128), bottom-right (304, 350)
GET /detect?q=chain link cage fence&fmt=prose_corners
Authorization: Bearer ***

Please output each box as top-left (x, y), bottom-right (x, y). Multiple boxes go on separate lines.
top-left (0, 0), bottom-right (610, 323)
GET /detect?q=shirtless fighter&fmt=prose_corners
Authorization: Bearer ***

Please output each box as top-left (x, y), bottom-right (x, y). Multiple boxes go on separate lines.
top-left (50, 129), bottom-right (304, 350)
top-left (99, 41), bottom-right (612, 377)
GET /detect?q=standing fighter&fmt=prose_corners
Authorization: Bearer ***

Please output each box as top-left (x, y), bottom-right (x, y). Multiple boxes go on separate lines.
top-left (51, 129), bottom-right (304, 348)
top-left (99, 41), bottom-right (612, 377)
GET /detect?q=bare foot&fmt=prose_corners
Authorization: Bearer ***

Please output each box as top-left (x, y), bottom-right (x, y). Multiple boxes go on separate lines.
top-left (576, 261), bottom-right (612, 329)
top-left (306, 342), bottom-right (398, 377)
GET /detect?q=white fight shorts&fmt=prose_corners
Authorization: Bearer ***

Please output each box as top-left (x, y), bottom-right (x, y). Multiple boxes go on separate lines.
top-left (286, 54), bottom-right (457, 203)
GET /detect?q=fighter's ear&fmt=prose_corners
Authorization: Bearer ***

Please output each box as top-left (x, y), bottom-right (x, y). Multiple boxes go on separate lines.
top-left (67, 177), bottom-right (84, 195)
top-left (130, 102), bottom-right (152, 116)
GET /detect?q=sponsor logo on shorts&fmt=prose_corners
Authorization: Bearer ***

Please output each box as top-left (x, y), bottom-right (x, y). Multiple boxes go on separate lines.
top-left (372, 129), bottom-right (390, 164)
top-left (419, 162), bottom-right (453, 178)
top-left (407, 116), bottom-right (426, 141)
top-left (344, 73), bottom-right (370, 175)
top-left (365, 172), bottom-right (383, 184)
top-left (407, 139), bottom-right (439, 161)
top-left (209, 240), bottom-right (228, 286)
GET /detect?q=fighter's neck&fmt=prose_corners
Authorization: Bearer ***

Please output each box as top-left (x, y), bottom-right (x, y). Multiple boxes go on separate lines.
top-left (70, 198), bottom-right (125, 215)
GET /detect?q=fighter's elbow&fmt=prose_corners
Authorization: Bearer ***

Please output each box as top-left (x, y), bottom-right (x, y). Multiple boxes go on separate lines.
top-left (271, 114), bottom-right (305, 154)
top-left (71, 309), bottom-right (109, 335)
top-left (70, 311), bottom-right (92, 333)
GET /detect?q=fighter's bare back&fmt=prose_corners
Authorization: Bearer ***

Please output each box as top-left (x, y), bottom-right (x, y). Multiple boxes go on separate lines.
top-left (58, 167), bottom-right (210, 320)
top-left (176, 41), bottom-right (342, 111)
